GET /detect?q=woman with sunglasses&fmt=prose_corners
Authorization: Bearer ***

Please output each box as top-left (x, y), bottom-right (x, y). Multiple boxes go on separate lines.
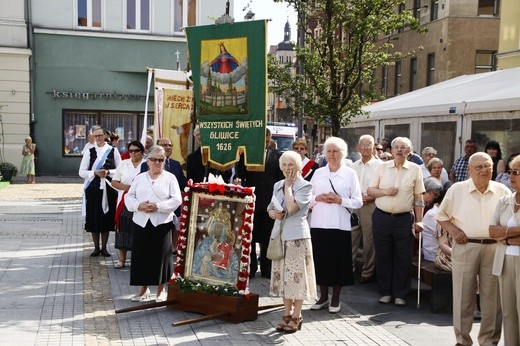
top-left (111, 140), bottom-right (146, 269)
top-left (125, 145), bottom-right (182, 302)
top-left (490, 156), bottom-right (520, 345)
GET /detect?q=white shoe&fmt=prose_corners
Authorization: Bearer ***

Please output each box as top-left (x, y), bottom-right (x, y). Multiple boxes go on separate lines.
top-left (379, 295), bottom-right (392, 304)
top-left (156, 291), bottom-right (168, 302)
top-left (310, 300), bottom-right (329, 310)
top-left (394, 298), bottom-right (406, 306)
top-left (130, 288), bottom-right (151, 302)
top-left (328, 303), bottom-right (341, 313)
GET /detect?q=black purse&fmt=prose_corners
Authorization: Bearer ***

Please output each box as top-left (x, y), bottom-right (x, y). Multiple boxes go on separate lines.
top-left (328, 179), bottom-right (359, 228)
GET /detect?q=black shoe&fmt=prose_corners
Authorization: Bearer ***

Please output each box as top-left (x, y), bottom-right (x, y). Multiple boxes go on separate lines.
top-left (100, 249), bottom-right (111, 257)
top-left (249, 272), bottom-right (256, 279)
top-left (90, 249), bottom-right (101, 257)
top-left (261, 272), bottom-right (271, 278)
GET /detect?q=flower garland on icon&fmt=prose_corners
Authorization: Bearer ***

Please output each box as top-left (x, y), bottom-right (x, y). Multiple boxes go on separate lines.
top-left (169, 179), bottom-right (255, 297)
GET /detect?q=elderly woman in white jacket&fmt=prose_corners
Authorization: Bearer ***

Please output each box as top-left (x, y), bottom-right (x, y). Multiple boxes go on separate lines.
top-left (268, 150), bottom-right (316, 334)
top-left (125, 145), bottom-right (182, 303)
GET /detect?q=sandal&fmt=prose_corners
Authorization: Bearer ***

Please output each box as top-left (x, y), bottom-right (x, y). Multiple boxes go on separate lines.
top-left (283, 317), bottom-right (302, 333)
top-left (275, 315), bottom-right (291, 332)
top-left (114, 261), bottom-right (125, 269)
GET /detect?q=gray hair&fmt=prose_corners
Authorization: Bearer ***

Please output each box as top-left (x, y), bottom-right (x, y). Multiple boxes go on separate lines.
top-left (391, 137), bottom-right (413, 152)
top-left (358, 134), bottom-right (375, 145)
top-left (421, 146), bottom-right (436, 156)
top-left (279, 150), bottom-right (303, 171)
top-left (323, 136), bottom-right (348, 165)
top-left (427, 157), bottom-right (444, 171)
top-left (147, 145), bottom-right (166, 157)
top-left (423, 177), bottom-right (443, 192)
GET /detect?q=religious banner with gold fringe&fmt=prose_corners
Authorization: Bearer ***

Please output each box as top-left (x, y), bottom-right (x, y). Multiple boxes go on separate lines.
top-left (185, 20), bottom-right (267, 170)
top-left (153, 69), bottom-right (193, 167)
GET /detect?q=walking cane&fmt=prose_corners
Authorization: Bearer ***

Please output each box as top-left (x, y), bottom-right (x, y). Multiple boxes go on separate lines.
top-left (417, 231), bottom-right (422, 309)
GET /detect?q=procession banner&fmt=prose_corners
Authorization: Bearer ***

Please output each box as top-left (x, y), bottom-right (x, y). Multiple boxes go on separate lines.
top-left (185, 20), bottom-right (267, 170)
top-left (153, 69), bottom-right (193, 166)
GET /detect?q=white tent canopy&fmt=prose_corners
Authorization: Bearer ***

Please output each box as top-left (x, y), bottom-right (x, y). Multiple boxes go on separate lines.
top-left (360, 67), bottom-right (520, 119)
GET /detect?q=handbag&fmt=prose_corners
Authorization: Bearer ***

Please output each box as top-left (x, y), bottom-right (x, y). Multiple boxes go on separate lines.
top-left (328, 179), bottom-right (360, 230)
top-left (266, 215), bottom-right (286, 261)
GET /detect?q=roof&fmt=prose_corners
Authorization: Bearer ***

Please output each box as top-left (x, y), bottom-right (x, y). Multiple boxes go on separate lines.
top-left (360, 67), bottom-right (520, 119)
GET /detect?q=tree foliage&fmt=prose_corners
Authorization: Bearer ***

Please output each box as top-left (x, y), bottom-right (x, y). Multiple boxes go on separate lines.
top-left (271, 0), bottom-right (422, 135)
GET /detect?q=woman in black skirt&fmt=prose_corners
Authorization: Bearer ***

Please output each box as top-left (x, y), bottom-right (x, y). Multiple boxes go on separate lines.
top-left (309, 137), bottom-right (363, 313)
top-left (111, 140), bottom-right (146, 268)
top-left (79, 126), bottom-right (121, 257)
top-left (125, 146), bottom-right (182, 302)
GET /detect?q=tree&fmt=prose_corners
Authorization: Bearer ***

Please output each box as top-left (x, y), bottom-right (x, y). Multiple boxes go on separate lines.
top-left (272, 0), bottom-right (423, 136)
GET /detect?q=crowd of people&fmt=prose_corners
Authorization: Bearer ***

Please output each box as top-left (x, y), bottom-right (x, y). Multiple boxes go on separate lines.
top-left (77, 125), bottom-right (520, 344)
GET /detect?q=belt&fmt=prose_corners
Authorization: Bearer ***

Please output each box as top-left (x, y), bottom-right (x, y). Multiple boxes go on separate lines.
top-left (466, 238), bottom-right (496, 245)
top-left (376, 208), bottom-right (410, 217)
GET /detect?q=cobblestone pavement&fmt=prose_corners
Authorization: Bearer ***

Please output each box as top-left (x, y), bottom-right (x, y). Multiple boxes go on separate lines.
top-left (0, 178), bottom-right (492, 345)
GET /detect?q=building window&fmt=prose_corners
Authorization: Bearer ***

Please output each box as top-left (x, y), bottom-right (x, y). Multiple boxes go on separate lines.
top-left (127, 0), bottom-right (150, 31)
top-left (430, 0), bottom-right (439, 21)
top-left (478, 0), bottom-right (499, 16)
top-left (413, 0), bottom-right (421, 20)
top-left (381, 66), bottom-right (387, 96)
top-left (174, 0), bottom-right (196, 33)
top-left (410, 57), bottom-right (417, 91)
top-left (397, 3), bottom-right (405, 33)
top-left (427, 53), bottom-right (435, 86)
top-left (475, 51), bottom-right (496, 73)
top-left (394, 61), bottom-right (401, 95)
top-left (78, 0), bottom-right (102, 28)
top-left (62, 110), bottom-right (152, 157)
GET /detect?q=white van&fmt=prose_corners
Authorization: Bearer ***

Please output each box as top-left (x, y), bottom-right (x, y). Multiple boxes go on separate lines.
top-left (267, 122), bottom-right (298, 152)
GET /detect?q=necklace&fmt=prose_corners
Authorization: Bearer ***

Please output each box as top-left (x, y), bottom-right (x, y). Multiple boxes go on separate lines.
top-left (515, 199), bottom-right (520, 206)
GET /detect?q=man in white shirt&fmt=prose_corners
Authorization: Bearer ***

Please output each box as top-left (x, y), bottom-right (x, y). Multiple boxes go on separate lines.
top-left (437, 152), bottom-right (511, 346)
top-left (351, 135), bottom-right (381, 283)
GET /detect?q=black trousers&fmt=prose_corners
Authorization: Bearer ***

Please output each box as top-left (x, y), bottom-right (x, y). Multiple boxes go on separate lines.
top-left (372, 208), bottom-right (414, 299)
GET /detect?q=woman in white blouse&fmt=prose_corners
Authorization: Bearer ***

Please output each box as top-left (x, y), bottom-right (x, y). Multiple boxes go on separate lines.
top-left (309, 137), bottom-right (363, 313)
top-left (489, 155), bottom-right (520, 345)
top-left (111, 140), bottom-right (146, 269)
top-left (125, 146), bottom-right (182, 302)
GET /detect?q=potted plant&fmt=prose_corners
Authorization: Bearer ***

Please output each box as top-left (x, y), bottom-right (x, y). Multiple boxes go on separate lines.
top-left (0, 162), bottom-right (18, 182)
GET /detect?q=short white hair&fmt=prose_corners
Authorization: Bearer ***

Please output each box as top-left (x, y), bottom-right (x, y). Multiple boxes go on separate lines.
top-left (391, 137), bottom-right (413, 152)
top-left (358, 134), bottom-right (375, 145)
top-left (323, 136), bottom-right (348, 165)
top-left (279, 150), bottom-right (303, 171)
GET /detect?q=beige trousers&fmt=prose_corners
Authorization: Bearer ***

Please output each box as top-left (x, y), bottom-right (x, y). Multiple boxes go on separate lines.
top-left (351, 202), bottom-right (376, 279)
top-left (498, 254), bottom-right (520, 346)
top-left (452, 241), bottom-right (501, 346)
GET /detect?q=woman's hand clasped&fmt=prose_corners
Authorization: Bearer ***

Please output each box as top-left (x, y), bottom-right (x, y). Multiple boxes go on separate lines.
top-left (317, 192), bottom-right (341, 205)
top-left (138, 201), bottom-right (158, 213)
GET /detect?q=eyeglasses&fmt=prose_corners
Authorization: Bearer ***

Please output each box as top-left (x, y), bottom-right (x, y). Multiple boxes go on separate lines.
top-left (160, 143), bottom-right (173, 147)
top-left (375, 147), bottom-right (383, 151)
top-left (148, 157), bottom-right (165, 163)
top-left (426, 153), bottom-right (436, 157)
top-left (128, 149), bottom-right (142, 153)
top-left (509, 169), bottom-right (520, 176)
top-left (93, 134), bottom-right (104, 138)
top-left (471, 164), bottom-right (492, 172)
top-left (293, 146), bottom-right (306, 151)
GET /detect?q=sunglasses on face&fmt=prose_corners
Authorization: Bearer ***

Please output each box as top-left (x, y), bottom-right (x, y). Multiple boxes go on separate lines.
top-left (509, 169), bottom-right (520, 176)
top-left (148, 157), bottom-right (165, 163)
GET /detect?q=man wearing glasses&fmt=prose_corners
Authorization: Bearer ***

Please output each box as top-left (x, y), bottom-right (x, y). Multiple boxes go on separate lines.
top-left (437, 152), bottom-right (511, 346)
